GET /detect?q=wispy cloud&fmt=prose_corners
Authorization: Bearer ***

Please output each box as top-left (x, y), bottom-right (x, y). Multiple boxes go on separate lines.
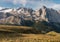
top-left (0, 0), bottom-right (60, 10)
top-left (0, 7), bottom-right (3, 10)
top-left (5, 0), bottom-right (42, 6)
top-left (13, 0), bottom-right (27, 6)
top-left (0, 7), bottom-right (4, 10)
top-left (52, 4), bottom-right (60, 10)
top-left (6, 0), bottom-right (27, 6)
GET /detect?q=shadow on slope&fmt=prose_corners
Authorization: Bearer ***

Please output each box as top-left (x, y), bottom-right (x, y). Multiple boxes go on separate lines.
top-left (33, 21), bottom-right (60, 34)
top-left (0, 21), bottom-right (60, 34)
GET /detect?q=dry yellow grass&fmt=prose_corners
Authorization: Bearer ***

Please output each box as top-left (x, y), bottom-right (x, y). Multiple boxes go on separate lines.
top-left (0, 25), bottom-right (60, 42)
top-left (0, 33), bottom-right (60, 42)
top-left (0, 25), bottom-right (32, 29)
top-left (0, 25), bottom-right (33, 32)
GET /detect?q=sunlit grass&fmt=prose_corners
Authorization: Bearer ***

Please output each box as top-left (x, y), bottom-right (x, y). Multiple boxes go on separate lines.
top-left (0, 25), bottom-right (60, 42)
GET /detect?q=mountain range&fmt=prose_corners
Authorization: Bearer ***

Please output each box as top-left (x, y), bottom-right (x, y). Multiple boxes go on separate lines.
top-left (0, 6), bottom-right (60, 25)
top-left (0, 6), bottom-right (60, 33)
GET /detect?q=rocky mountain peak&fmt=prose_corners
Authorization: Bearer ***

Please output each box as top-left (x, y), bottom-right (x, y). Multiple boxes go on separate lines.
top-left (0, 6), bottom-right (60, 25)
top-left (42, 6), bottom-right (46, 9)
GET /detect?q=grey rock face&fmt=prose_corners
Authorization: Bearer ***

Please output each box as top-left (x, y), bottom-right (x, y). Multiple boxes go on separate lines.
top-left (34, 6), bottom-right (60, 23)
top-left (0, 6), bottom-right (60, 25)
top-left (0, 7), bottom-right (34, 25)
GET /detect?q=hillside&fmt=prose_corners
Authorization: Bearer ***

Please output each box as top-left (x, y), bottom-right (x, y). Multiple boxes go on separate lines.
top-left (0, 25), bottom-right (60, 42)
top-left (0, 6), bottom-right (60, 42)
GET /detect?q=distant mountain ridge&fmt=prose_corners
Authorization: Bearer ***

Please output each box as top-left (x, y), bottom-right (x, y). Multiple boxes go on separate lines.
top-left (0, 6), bottom-right (60, 25)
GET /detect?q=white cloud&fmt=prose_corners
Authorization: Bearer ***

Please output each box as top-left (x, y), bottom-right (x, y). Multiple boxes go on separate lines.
top-left (5, 0), bottom-right (44, 6)
top-left (52, 4), bottom-right (60, 10)
top-left (31, 0), bottom-right (54, 10)
top-left (0, 7), bottom-right (4, 10)
top-left (32, 0), bottom-right (60, 10)
top-left (2, 0), bottom-right (60, 10)
top-left (13, 0), bottom-right (27, 6)
top-left (13, 0), bottom-right (60, 9)
top-left (6, 0), bottom-right (27, 6)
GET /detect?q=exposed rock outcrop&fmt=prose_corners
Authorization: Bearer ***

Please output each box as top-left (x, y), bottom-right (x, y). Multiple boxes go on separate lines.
top-left (0, 6), bottom-right (60, 25)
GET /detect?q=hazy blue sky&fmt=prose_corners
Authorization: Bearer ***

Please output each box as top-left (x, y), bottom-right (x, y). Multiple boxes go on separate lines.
top-left (0, 0), bottom-right (60, 10)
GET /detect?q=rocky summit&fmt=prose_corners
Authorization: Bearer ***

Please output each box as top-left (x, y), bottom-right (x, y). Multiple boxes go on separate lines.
top-left (0, 6), bottom-right (60, 26)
